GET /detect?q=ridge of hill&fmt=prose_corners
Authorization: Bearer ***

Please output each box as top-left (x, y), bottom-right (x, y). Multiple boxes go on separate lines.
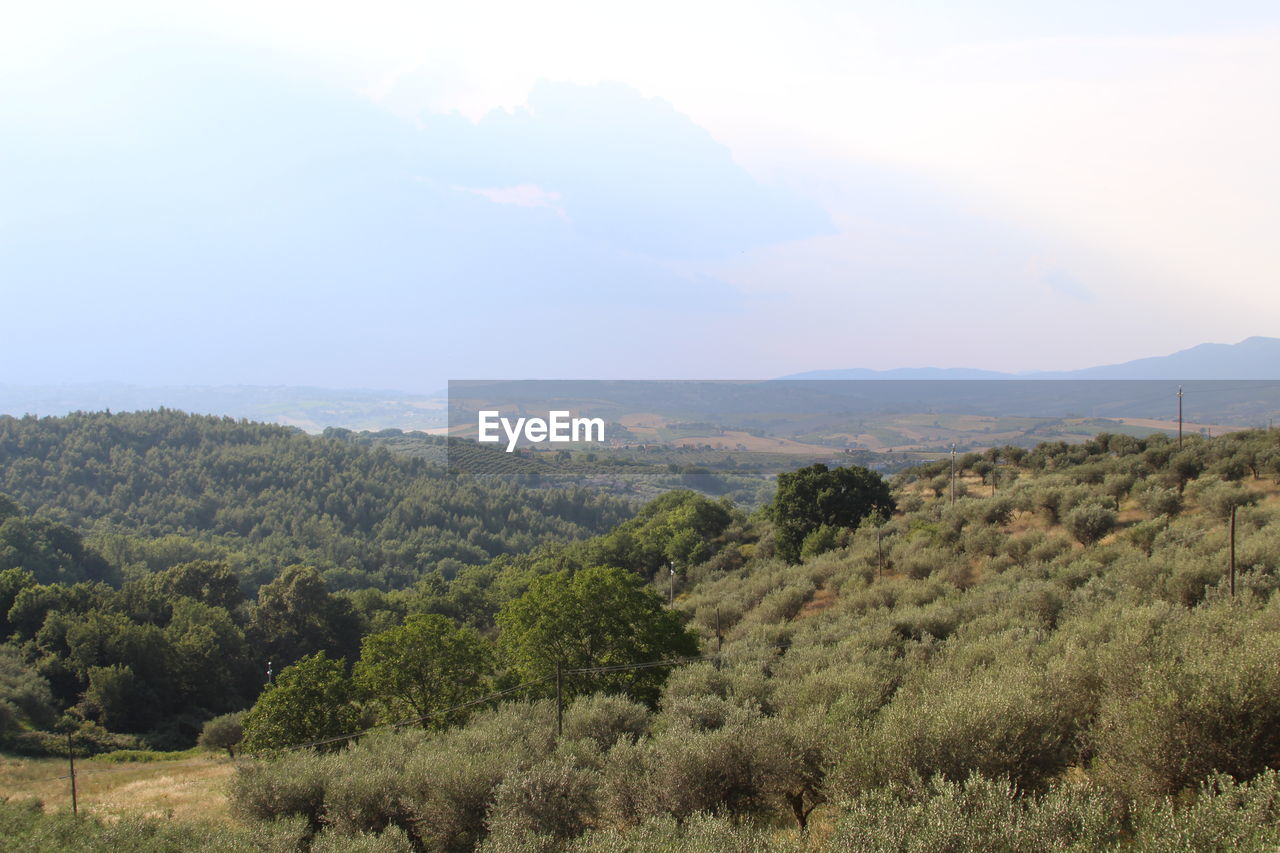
top-left (787, 335), bottom-right (1280, 380)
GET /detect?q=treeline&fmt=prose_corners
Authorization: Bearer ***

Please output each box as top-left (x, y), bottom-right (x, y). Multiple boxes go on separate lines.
top-left (0, 409), bottom-right (647, 750)
top-left (0, 485), bottom-right (734, 752)
top-left (0, 411), bottom-right (633, 589)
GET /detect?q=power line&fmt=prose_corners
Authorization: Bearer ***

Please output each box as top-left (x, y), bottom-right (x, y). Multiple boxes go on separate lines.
top-left (242, 676), bottom-right (552, 757)
top-left (25, 646), bottom-right (796, 795)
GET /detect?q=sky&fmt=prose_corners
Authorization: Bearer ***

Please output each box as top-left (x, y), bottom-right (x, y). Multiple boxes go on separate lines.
top-left (3, 1), bottom-right (1278, 392)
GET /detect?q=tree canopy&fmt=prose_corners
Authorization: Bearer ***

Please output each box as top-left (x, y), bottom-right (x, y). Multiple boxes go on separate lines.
top-left (497, 565), bottom-right (699, 705)
top-left (768, 463), bottom-right (895, 563)
top-left (353, 614), bottom-right (492, 728)
top-left (240, 652), bottom-right (359, 753)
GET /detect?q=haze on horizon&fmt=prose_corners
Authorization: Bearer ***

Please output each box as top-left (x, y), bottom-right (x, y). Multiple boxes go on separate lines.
top-left (3, 1), bottom-right (1279, 393)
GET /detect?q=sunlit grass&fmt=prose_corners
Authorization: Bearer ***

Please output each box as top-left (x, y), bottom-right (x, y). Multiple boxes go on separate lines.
top-left (0, 752), bottom-right (234, 823)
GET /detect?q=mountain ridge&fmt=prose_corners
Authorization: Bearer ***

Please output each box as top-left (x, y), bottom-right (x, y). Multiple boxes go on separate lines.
top-left (785, 336), bottom-right (1280, 380)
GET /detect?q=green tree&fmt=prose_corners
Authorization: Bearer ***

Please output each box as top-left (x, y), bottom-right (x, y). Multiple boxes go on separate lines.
top-left (769, 464), bottom-right (895, 563)
top-left (248, 565), bottom-right (361, 668)
top-left (198, 710), bottom-right (246, 758)
top-left (0, 643), bottom-right (56, 737)
top-left (497, 565), bottom-right (698, 705)
top-left (0, 515), bottom-right (115, 586)
top-left (353, 614), bottom-right (493, 729)
top-left (240, 651), bottom-right (360, 753)
top-left (81, 664), bottom-right (143, 732)
top-left (156, 560), bottom-right (244, 611)
top-left (588, 491), bottom-right (734, 578)
top-left (0, 567), bottom-right (36, 638)
top-left (1064, 503), bottom-right (1117, 545)
top-left (164, 598), bottom-right (255, 714)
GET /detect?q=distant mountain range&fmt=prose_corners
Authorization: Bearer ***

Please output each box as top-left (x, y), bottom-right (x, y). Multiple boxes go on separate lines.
top-left (2, 338), bottom-right (1276, 434)
top-left (785, 336), bottom-right (1280, 380)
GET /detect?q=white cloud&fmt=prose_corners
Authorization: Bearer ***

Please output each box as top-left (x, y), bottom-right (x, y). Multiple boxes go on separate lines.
top-left (457, 184), bottom-right (565, 215)
top-left (6, 1), bottom-right (1278, 371)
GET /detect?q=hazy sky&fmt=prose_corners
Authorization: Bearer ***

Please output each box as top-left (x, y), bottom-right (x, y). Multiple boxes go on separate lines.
top-left (3, 1), bottom-right (1278, 391)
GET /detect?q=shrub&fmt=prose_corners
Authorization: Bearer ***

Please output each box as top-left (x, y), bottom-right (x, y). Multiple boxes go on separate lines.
top-left (1065, 504), bottom-right (1117, 546)
top-left (486, 756), bottom-right (599, 842)
top-left (564, 813), bottom-right (794, 853)
top-left (197, 711), bottom-right (245, 758)
top-left (1102, 473), bottom-right (1137, 502)
top-left (562, 694), bottom-right (650, 750)
top-left (400, 704), bottom-right (554, 852)
top-left (836, 665), bottom-right (1075, 794)
top-left (229, 749), bottom-right (332, 834)
top-left (1138, 486), bottom-right (1183, 517)
top-left (602, 719), bottom-right (776, 826)
top-left (1090, 612), bottom-right (1280, 798)
top-left (322, 732), bottom-right (422, 841)
top-left (800, 524), bottom-right (841, 559)
top-left (311, 827), bottom-right (415, 853)
top-left (1125, 518), bottom-right (1167, 556)
top-left (656, 693), bottom-right (762, 734)
top-left (1198, 481), bottom-right (1260, 521)
top-left (823, 775), bottom-right (1123, 852)
top-left (892, 540), bottom-right (956, 580)
top-left (1127, 771), bottom-right (1280, 852)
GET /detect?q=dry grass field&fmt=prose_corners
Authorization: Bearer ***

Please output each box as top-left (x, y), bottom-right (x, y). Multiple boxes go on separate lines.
top-left (0, 753), bottom-right (234, 823)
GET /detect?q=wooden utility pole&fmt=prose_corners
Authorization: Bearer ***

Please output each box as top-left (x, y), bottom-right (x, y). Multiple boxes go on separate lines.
top-left (714, 607), bottom-right (723, 669)
top-left (555, 661), bottom-right (564, 738)
top-left (67, 732), bottom-right (78, 816)
top-left (949, 445), bottom-right (957, 506)
top-left (1177, 386), bottom-right (1184, 448)
top-left (876, 527), bottom-right (884, 578)
top-left (1230, 504), bottom-right (1237, 597)
top-left (668, 565), bottom-right (675, 606)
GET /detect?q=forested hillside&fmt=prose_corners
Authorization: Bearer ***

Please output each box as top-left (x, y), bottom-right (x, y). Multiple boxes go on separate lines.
top-left (5, 424), bottom-right (1280, 851)
top-left (0, 411), bottom-right (633, 589)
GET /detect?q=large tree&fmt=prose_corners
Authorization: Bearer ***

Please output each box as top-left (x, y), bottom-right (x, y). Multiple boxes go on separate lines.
top-left (240, 651), bottom-right (359, 752)
top-left (247, 565), bottom-right (361, 668)
top-left (353, 614), bottom-right (493, 729)
top-left (497, 565), bottom-right (698, 705)
top-left (768, 463), bottom-right (895, 563)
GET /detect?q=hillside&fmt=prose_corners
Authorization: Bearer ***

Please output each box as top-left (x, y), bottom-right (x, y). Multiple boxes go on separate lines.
top-left (3, 426), bottom-right (1280, 849)
top-left (0, 411), bottom-right (633, 590)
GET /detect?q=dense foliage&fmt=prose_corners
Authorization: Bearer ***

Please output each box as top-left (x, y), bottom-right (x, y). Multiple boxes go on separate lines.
top-left (0, 411), bottom-right (633, 590)
top-left (496, 566), bottom-right (699, 705)
top-left (769, 463), bottom-right (895, 563)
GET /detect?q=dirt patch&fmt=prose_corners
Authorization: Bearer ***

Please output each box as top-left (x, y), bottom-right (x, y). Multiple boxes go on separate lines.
top-left (797, 585), bottom-right (838, 618)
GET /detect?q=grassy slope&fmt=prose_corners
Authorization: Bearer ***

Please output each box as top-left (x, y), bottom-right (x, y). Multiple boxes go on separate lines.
top-left (0, 753), bottom-right (232, 822)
